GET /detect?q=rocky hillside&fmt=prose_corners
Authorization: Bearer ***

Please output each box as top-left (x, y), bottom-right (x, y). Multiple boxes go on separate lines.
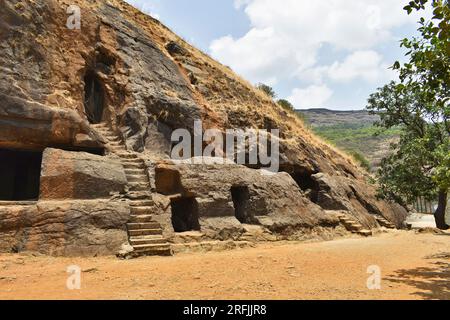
top-left (299, 109), bottom-right (399, 170)
top-left (0, 0), bottom-right (407, 257)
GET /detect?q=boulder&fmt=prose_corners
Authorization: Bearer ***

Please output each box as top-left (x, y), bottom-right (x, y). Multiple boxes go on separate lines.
top-left (0, 200), bottom-right (130, 256)
top-left (0, 94), bottom-right (105, 151)
top-left (40, 148), bottom-right (127, 200)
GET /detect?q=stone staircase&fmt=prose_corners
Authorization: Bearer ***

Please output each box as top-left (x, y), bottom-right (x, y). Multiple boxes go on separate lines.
top-left (92, 123), bottom-right (172, 257)
top-left (374, 215), bottom-right (396, 229)
top-left (335, 212), bottom-right (372, 237)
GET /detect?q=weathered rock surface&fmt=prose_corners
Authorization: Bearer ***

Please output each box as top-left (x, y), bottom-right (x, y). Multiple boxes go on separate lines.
top-left (0, 0), bottom-right (410, 255)
top-left (155, 160), bottom-right (340, 239)
top-left (0, 94), bottom-right (105, 151)
top-left (312, 173), bottom-right (407, 228)
top-left (0, 200), bottom-right (130, 256)
top-left (40, 148), bottom-right (127, 200)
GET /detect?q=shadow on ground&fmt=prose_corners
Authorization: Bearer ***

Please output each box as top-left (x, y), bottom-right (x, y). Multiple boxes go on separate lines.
top-left (386, 252), bottom-right (450, 300)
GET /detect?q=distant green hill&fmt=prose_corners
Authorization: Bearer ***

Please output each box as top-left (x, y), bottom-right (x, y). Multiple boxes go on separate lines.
top-left (298, 109), bottom-right (400, 171)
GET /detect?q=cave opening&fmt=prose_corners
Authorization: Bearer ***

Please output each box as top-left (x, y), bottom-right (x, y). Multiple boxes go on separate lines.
top-left (83, 71), bottom-right (105, 124)
top-left (231, 185), bottom-right (250, 223)
top-left (0, 149), bottom-right (42, 201)
top-left (282, 167), bottom-right (320, 204)
top-left (170, 197), bottom-right (201, 232)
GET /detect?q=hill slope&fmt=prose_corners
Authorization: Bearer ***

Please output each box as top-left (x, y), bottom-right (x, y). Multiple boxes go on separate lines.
top-left (299, 109), bottom-right (399, 170)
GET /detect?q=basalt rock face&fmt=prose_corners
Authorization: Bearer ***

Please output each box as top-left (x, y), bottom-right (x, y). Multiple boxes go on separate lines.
top-left (40, 148), bottom-right (127, 200)
top-left (0, 0), bottom-right (408, 256)
top-left (154, 160), bottom-right (340, 240)
top-left (0, 201), bottom-right (130, 256)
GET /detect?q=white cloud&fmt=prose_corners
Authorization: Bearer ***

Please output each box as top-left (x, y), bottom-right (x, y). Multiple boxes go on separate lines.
top-left (300, 50), bottom-right (397, 84)
top-left (327, 50), bottom-right (394, 83)
top-left (209, 0), bottom-right (423, 86)
top-left (288, 85), bottom-right (333, 109)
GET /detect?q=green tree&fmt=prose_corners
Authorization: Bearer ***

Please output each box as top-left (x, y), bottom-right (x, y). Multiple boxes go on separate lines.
top-left (277, 99), bottom-right (294, 111)
top-left (256, 83), bottom-right (276, 99)
top-left (367, 0), bottom-right (450, 229)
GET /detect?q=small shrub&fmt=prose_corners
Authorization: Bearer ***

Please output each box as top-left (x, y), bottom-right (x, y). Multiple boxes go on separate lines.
top-left (277, 99), bottom-right (294, 111)
top-left (256, 83), bottom-right (276, 99)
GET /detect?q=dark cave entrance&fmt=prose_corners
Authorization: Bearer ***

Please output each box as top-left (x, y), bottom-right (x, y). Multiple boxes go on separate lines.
top-left (281, 167), bottom-right (320, 203)
top-left (0, 149), bottom-right (42, 201)
top-left (83, 71), bottom-right (105, 124)
top-left (231, 186), bottom-right (250, 223)
top-left (170, 197), bottom-right (201, 232)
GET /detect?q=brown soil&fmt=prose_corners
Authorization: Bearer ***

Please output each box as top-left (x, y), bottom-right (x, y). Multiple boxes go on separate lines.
top-left (0, 231), bottom-right (449, 300)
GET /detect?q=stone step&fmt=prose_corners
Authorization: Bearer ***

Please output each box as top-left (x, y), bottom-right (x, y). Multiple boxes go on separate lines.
top-left (129, 200), bottom-right (154, 207)
top-left (109, 143), bottom-right (126, 148)
top-left (122, 163), bottom-right (145, 170)
top-left (129, 236), bottom-right (167, 246)
top-left (130, 206), bottom-right (152, 215)
top-left (126, 191), bottom-right (153, 200)
top-left (341, 220), bottom-right (357, 226)
top-left (127, 222), bottom-right (161, 230)
top-left (97, 130), bottom-right (117, 137)
top-left (128, 228), bottom-right (163, 237)
top-left (93, 125), bottom-right (111, 130)
top-left (91, 123), bottom-right (109, 129)
top-left (121, 157), bottom-right (143, 162)
top-left (110, 147), bottom-right (127, 152)
top-left (116, 153), bottom-right (138, 159)
top-left (130, 215), bottom-right (154, 223)
top-left (132, 243), bottom-right (172, 256)
top-left (358, 229), bottom-right (372, 237)
top-left (125, 168), bottom-right (146, 175)
top-left (128, 182), bottom-right (149, 191)
top-left (0, 201), bottom-right (37, 206)
top-left (103, 134), bottom-right (121, 140)
top-left (349, 223), bottom-right (363, 228)
top-left (339, 216), bottom-right (367, 233)
top-left (108, 140), bottom-right (123, 145)
top-left (121, 159), bottom-right (144, 165)
top-left (375, 216), bottom-right (396, 229)
top-left (94, 128), bottom-right (111, 133)
top-left (104, 136), bottom-right (122, 142)
top-left (96, 129), bottom-right (114, 134)
top-left (127, 174), bottom-right (149, 183)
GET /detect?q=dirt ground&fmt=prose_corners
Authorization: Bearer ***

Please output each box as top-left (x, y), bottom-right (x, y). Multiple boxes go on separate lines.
top-left (0, 230), bottom-right (449, 300)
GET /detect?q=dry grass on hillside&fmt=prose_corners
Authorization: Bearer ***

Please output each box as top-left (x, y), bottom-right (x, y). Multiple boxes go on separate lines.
top-left (105, 0), bottom-right (359, 170)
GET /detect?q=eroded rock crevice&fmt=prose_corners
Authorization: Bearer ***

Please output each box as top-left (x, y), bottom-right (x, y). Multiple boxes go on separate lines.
top-left (84, 70), bottom-right (106, 124)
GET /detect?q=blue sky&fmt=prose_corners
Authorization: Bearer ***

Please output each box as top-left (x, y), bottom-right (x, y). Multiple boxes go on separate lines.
top-left (125, 0), bottom-right (428, 110)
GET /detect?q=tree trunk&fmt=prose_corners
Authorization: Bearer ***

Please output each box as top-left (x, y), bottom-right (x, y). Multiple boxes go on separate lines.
top-left (434, 190), bottom-right (449, 230)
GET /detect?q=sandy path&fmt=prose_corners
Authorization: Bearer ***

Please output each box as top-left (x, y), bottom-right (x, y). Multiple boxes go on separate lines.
top-left (0, 230), bottom-right (449, 300)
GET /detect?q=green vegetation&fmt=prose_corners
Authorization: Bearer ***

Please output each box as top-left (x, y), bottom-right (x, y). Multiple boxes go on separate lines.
top-left (367, 0), bottom-right (449, 229)
top-left (255, 85), bottom-right (306, 123)
top-left (305, 120), bottom-right (400, 172)
top-left (256, 83), bottom-right (276, 99)
top-left (277, 99), bottom-right (307, 122)
top-left (314, 123), bottom-right (400, 143)
top-left (349, 151), bottom-right (371, 172)
top-left (277, 99), bottom-right (294, 111)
